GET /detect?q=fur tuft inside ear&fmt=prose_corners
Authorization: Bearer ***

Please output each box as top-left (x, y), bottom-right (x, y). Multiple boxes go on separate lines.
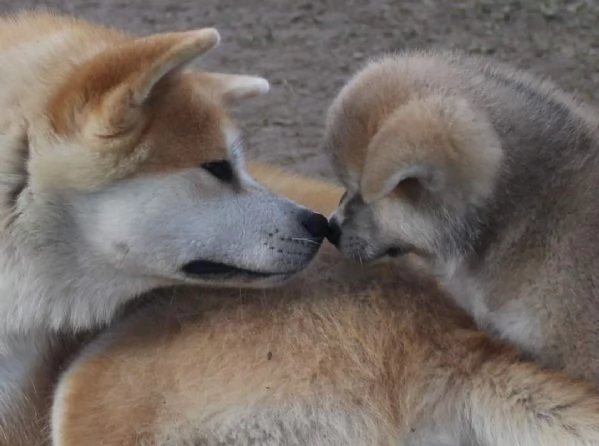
top-left (192, 73), bottom-right (270, 104)
top-left (360, 95), bottom-right (503, 205)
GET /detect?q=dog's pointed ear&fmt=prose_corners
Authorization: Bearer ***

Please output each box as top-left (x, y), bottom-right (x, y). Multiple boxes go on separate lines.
top-left (50, 28), bottom-right (220, 138)
top-left (192, 72), bottom-right (270, 105)
top-left (360, 95), bottom-right (502, 204)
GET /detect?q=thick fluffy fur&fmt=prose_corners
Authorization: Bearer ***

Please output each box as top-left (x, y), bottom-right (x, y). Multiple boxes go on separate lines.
top-left (13, 19), bottom-right (599, 445)
top-left (0, 11), bottom-right (327, 440)
top-left (326, 50), bottom-right (599, 381)
top-left (52, 167), bottom-right (599, 446)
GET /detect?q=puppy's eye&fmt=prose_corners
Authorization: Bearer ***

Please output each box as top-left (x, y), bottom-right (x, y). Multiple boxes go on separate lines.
top-left (201, 160), bottom-right (234, 182)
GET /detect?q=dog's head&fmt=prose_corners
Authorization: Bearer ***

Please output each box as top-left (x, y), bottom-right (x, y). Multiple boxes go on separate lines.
top-left (8, 28), bottom-right (328, 302)
top-left (324, 58), bottom-right (503, 266)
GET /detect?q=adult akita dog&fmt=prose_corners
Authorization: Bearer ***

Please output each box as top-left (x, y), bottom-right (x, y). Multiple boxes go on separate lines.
top-left (52, 167), bottom-right (599, 446)
top-left (325, 51), bottom-right (599, 381)
top-left (8, 12), bottom-right (599, 446)
top-left (0, 11), bottom-right (328, 443)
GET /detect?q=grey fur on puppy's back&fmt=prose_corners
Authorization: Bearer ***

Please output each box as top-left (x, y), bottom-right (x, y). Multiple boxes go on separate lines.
top-left (428, 53), bottom-right (599, 378)
top-left (444, 54), bottom-right (599, 252)
top-left (327, 50), bottom-right (599, 381)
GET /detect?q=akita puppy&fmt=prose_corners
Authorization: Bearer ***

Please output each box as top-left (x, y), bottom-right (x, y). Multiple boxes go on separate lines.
top-left (52, 168), bottom-right (599, 446)
top-left (0, 11), bottom-right (328, 443)
top-left (326, 51), bottom-right (599, 381)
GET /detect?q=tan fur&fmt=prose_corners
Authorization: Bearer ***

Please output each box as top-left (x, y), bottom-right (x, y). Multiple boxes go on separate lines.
top-left (359, 94), bottom-right (503, 204)
top-left (52, 167), bottom-right (599, 446)
top-left (0, 11), bottom-right (124, 52)
top-left (0, 10), bottom-right (267, 193)
top-left (247, 162), bottom-right (343, 215)
top-left (4, 16), bottom-right (596, 445)
top-left (324, 55), bottom-right (503, 206)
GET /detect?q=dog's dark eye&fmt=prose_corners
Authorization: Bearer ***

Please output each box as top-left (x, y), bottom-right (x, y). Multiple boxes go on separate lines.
top-left (201, 160), bottom-right (234, 182)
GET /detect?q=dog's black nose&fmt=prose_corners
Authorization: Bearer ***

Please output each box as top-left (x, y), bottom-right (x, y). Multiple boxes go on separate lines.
top-left (301, 211), bottom-right (329, 238)
top-left (327, 218), bottom-right (342, 246)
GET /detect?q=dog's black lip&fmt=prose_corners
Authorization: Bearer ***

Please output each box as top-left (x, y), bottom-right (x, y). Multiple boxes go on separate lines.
top-left (385, 246), bottom-right (409, 258)
top-left (386, 247), bottom-right (402, 257)
top-left (181, 260), bottom-right (283, 278)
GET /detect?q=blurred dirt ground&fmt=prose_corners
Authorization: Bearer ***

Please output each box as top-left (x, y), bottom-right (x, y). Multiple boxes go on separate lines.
top-left (0, 0), bottom-right (598, 178)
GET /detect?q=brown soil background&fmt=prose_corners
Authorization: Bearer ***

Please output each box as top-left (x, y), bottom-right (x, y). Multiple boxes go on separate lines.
top-left (1, 0), bottom-right (598, 179)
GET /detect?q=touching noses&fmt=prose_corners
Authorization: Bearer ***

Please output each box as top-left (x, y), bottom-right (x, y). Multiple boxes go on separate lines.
top-left (326, 218), bottom-right (341, 246)
top-left (300, 211), bottom-right (329, 239)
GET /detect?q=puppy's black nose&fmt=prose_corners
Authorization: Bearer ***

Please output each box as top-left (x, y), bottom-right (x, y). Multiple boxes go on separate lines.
top-left (301, 211), bottom-right (329, 238)
top-left (327, 219), bottom-right (342, 246)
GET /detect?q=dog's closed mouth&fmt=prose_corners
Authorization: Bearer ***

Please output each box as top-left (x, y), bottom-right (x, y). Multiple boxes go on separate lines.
top-left (386, 247), bottom-right (404, 257)
top-left (181, 260), bottom-right (281, 278)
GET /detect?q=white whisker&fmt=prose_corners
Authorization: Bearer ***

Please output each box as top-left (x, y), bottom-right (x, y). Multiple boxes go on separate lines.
top-left (291, 237), bottom-right (321, 246)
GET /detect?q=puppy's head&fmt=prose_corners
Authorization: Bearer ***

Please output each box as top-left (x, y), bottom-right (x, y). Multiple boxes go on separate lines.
top-left (13, 29), bottom-right (327, 295)
top-left (325, 61), bottom-right (503, 265)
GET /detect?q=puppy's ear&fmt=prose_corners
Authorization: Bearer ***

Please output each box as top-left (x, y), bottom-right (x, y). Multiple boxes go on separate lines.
top-left (192, 73), bottom-right (270, 105)
top-left (360, 151), bottom-right (446, 204)
top-left (360, 95), bottom-right (502, 204)
top-left (50, 28), bottom-right (220, 140)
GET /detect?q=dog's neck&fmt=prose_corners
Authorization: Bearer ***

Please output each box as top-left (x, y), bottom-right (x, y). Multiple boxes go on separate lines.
top-left (0, 233), bottom-right (156, 335)
top-left (0, 231), bottom-right (153, 421)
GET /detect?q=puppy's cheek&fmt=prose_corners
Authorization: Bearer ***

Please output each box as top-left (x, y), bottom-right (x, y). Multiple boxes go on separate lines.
top-left (336, 232), bottom-right (372, 261)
